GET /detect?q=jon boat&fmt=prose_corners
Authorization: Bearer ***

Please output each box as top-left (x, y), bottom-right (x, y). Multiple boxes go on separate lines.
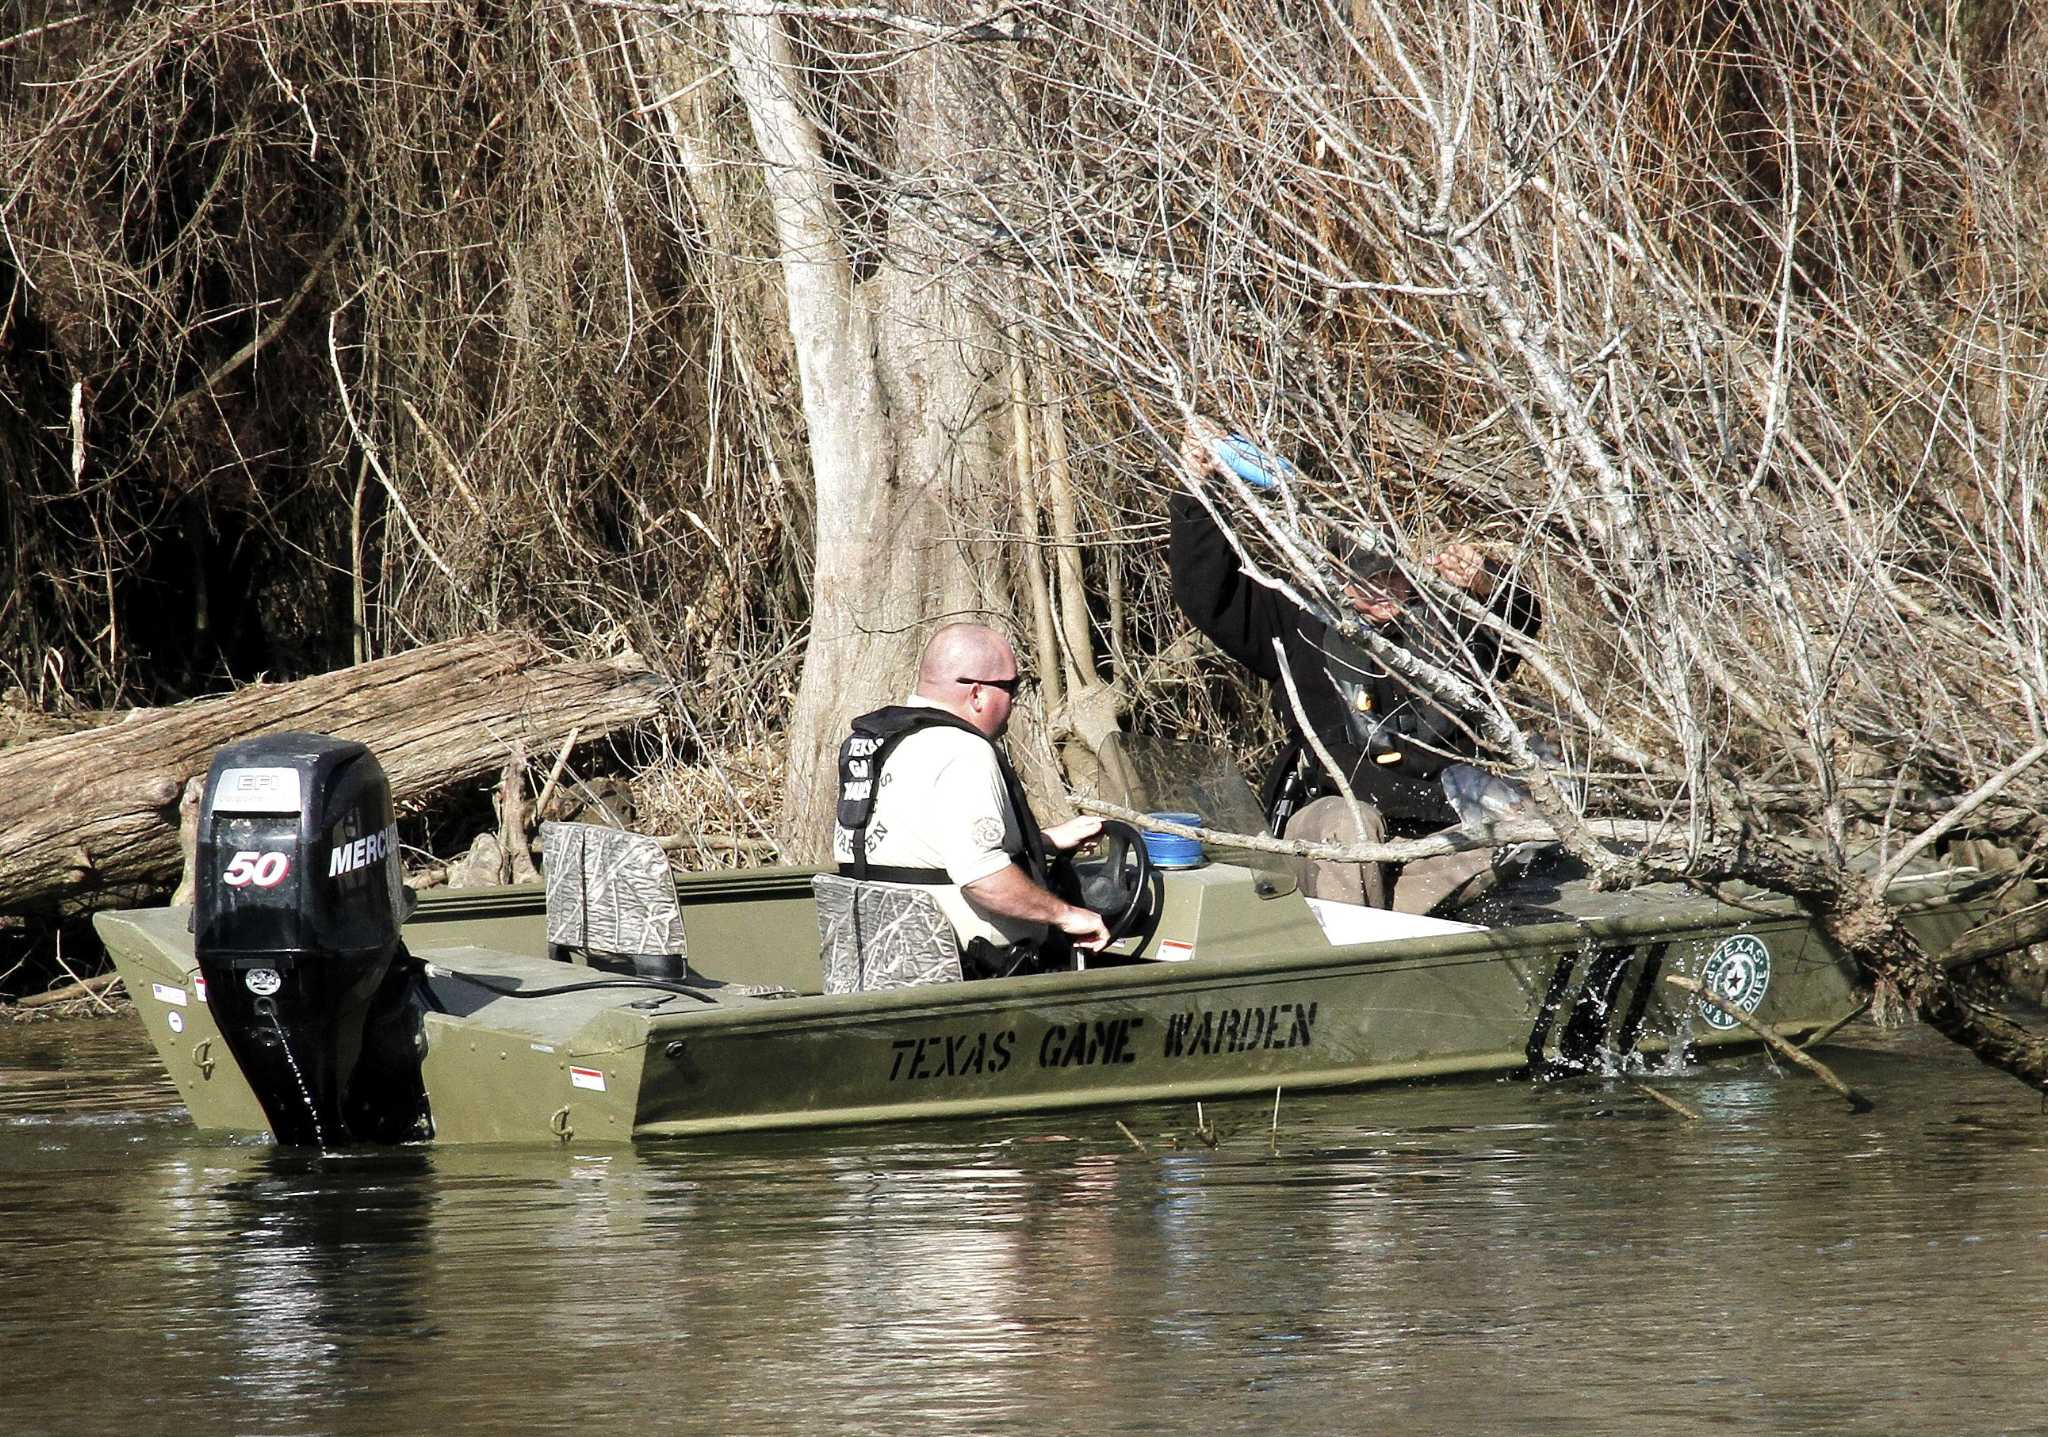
top-left (95, 733), bottom-right (1990, 1146)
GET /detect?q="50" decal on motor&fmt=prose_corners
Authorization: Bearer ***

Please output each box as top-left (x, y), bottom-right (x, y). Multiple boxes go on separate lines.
top-left (222, 850), bottom-right (291, 888)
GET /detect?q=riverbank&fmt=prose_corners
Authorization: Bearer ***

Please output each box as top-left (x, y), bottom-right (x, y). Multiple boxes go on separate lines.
top-left (2, 979), bottom-right (131, 1025)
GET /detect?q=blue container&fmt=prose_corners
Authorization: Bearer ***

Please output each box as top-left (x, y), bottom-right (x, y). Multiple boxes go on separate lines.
top-left (1141, 812), bottom-right (1205, 869)
top-left (1212, 434), bottom-right (1298, 491)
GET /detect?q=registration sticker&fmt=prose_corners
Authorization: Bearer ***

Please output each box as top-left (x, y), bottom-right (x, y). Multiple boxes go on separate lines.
top-left (1156, 941), bottom-right (1196, 963)
top-left (569, 1066), bottom-right (607, 1092)
top-left (151, 982), bottom-right (188, 1007)
top-left (193, 975), bottom-right (208, 1004)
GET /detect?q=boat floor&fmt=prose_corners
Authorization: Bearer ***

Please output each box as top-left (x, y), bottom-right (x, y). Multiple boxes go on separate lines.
top-left (415, 945), bottom-right (789, 1041)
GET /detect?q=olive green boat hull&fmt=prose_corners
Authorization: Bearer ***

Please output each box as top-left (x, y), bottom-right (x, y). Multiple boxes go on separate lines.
top-left (94, 860), bottom-right (1987, 1145)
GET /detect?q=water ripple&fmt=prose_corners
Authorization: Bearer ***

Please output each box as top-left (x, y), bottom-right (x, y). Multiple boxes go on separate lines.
top-left (5, 1021), bottom-right (2048, 1434)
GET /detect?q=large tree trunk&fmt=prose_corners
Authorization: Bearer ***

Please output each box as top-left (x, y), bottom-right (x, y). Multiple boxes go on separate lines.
top-left (725, 12), bottom-right (1017, 859)
top-left (0, 633), bottom-right (662, 915)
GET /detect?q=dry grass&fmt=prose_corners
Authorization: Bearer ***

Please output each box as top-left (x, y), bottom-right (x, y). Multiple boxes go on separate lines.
top-left (3, 0), bottom-right (2045, 908)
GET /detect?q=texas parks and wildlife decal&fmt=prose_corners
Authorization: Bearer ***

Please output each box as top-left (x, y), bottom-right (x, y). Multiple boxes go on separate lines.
top-left (1696, 933), bottom-right (1772, 1029)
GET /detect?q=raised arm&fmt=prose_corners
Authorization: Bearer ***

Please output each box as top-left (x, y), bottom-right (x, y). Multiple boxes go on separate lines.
top-left (1168, 491), bottom-right (1287, 682)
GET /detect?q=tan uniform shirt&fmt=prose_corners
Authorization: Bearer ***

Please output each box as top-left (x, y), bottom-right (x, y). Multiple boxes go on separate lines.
top-left (831, 697), bottom-right (1045, 950)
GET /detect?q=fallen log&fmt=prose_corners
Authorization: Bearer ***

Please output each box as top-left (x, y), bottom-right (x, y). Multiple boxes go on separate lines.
top-left (15, 972), bottom-right (124, 1009)
top-left (0, 633), bottom-right (665, 916)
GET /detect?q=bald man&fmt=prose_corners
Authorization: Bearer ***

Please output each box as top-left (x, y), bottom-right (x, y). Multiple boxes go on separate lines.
top-left (832, 624), bottom-right (1110, 977)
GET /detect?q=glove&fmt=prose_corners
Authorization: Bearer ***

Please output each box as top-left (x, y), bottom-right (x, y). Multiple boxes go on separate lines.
top-left (1211, 434), bottom-right (1297, 491)
top-left (1440, 762), bottom-right (1530, 828)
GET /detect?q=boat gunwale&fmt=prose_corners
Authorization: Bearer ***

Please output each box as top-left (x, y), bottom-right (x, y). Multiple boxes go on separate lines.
top-left (399, 856), bottom-right (1991, 942)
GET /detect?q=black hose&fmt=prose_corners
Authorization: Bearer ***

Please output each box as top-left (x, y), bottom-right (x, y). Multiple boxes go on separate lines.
top-left (434, 967), bottom-right (719, 1004)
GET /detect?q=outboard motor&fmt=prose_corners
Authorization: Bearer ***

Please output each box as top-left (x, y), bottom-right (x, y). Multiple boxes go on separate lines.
top-left (194, 733), bottom-right (430, 1146)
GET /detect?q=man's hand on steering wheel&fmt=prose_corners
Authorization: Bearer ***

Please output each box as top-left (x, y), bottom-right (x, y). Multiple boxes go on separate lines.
top-left (1042, 815), bottom-right (1103, 852)
top-left (1048, 819), bottom-right (1155, 947)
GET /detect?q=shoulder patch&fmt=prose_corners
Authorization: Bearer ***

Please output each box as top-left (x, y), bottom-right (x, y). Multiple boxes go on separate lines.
top-left (972, 817), bottom-right (1005, 848)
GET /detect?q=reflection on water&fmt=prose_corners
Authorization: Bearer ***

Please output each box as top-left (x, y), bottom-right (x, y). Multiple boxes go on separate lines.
top-left (4, 1018), bottom-right (2047, 1434)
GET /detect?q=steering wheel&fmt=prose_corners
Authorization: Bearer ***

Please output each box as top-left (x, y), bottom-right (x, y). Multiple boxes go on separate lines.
top-left (1054, 819), bottom-right (1156, 945)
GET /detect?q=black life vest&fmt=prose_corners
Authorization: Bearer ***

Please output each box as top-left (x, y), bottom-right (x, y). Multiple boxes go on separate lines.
top-left (835, 705), bottom-right (1049, 888)
top-left (1315, 622), bottom-right (1468, 782)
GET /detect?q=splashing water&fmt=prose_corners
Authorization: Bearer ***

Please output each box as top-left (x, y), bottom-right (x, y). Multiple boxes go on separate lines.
top-left (265, 1004), bottom-right (330, 1149)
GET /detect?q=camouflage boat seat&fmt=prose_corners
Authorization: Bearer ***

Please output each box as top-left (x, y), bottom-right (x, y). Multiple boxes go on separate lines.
top-left (811, 874), bottom-right (963, 994)
top-left (542, 821), bottom-right (688, 982)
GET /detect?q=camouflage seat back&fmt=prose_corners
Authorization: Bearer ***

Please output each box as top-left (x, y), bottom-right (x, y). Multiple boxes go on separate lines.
top-left (542, 821), bottom-right (686, 967)
top-left (811, 875), bottom-right (962, 994)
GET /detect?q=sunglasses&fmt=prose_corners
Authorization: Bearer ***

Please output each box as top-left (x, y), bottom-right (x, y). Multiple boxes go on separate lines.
top-left (959, 674), bottom-right (1029, 695)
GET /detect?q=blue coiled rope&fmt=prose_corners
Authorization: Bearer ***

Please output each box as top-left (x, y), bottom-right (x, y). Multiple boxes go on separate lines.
top-left (1140, 812), bottom-right (1204, 868)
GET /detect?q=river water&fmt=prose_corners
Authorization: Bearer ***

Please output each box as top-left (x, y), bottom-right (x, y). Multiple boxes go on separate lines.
top-left (4, 1014), bottom-right (2045, 1435)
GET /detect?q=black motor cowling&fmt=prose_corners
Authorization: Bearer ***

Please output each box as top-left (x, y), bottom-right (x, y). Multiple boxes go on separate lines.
top-left (194, 733), bottom-right (429, 1146)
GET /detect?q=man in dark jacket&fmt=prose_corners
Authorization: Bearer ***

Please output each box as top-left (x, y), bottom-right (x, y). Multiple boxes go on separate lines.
top-left (1170, 422), bottom-right (1541, 911)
